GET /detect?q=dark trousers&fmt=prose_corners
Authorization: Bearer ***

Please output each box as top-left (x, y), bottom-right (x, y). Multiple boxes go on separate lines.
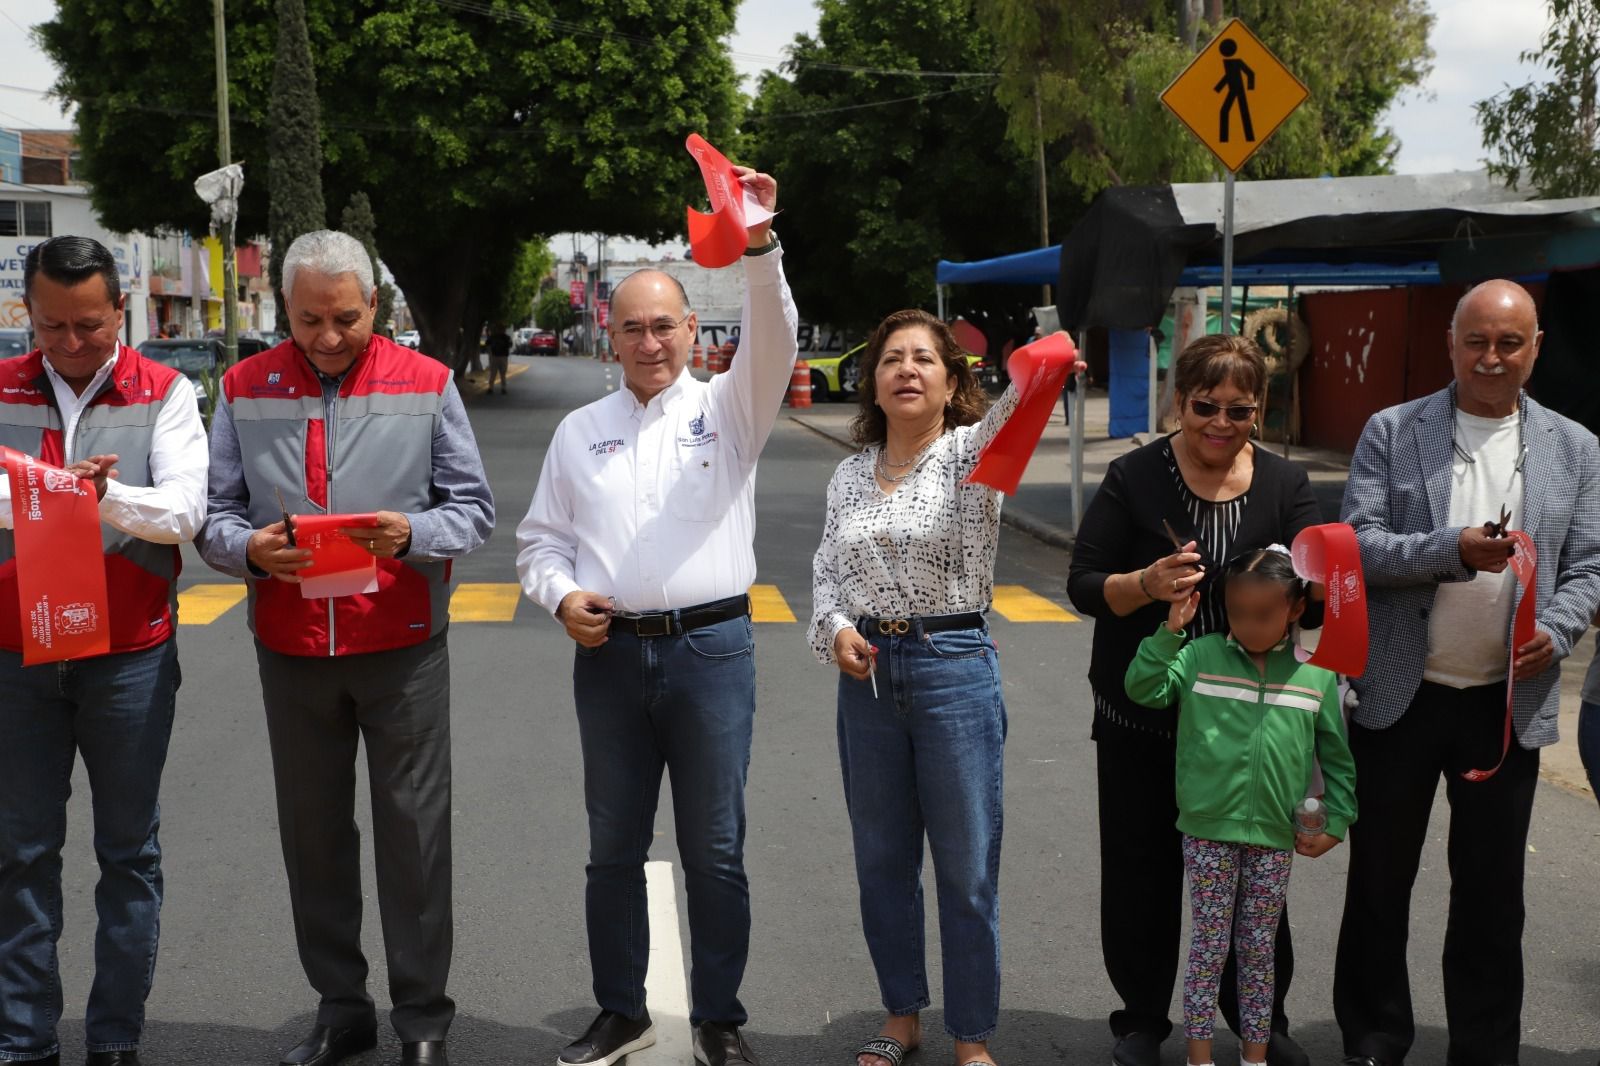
top-left (1095, 726), bottom-right (1295, 1041)
top-left (1333, 681), bottom-right (1538, 1066)
top-left (572, 616), bottom-right (756, 1027)
top-left (256, 633), bottom-right (454, 1042)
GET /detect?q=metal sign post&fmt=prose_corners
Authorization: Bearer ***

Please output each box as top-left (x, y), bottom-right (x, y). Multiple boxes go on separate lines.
top-left (1221, 170), bottom-right (1235, 334)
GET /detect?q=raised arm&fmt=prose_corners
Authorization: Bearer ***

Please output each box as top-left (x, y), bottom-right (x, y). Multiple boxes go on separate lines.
top-left (1124, 624), bottom-right (1195, 710)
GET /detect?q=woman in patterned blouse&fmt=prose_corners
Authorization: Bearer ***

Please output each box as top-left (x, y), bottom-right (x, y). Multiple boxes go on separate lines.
top-left (811, 309), bottom-right (1042, 1066)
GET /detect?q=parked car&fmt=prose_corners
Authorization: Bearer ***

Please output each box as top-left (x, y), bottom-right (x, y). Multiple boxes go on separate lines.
top-left (397, 329), bottom-right (421, 349)
top-left (512, 327), bottom-right (536, 355)
top-left (0, 328), bottom-right (31, 359)
top-left (806, 342), bottom-right (990, 402)
top-left (137, 338), bottom-right (224, 414)
top-left (529, 330), bottom-right (559, 355)
top-left (235, 335), bottom-right (273, 358)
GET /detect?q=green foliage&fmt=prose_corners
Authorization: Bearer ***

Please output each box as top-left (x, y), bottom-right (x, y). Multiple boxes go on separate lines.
top-left (268, 0), bottom-right (328, 334)
top-left (339, 190), bottom-right (395, 333)
top-left (495, 240), bottom-right (556, 327)
top-left (1478, 0), bottom-right (1600, 197)
top-left (748, 0), bottom-right (1053, 331)
top-left (536, 286), bottom-right (578, 333)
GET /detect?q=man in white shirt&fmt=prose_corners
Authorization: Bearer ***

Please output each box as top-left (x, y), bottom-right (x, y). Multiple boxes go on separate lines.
top-left (0, 236), bottom-right (209, 1066)
top-left (517, 165), bottom-right (796, 1066)
top-left (1334, 279), bottom-right (1600, 1066)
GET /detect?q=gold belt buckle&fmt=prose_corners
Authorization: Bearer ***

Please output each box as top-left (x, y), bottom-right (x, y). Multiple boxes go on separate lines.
top-left (877, 618), bottom-right (911, 635)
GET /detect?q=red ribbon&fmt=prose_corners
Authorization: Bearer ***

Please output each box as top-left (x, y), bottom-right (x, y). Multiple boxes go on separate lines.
top-left (965, 332), bottom-right (1078, 495)
top-left (1290, 523), bottom-right (1369, 677)
top-left (1, 446), bottom-right (111, 665)
top-left (1461, 530), bottom-right (1537, 783)
top-left (685, 133), bottom-right (752, 269)
top-left (292, 513), bottom-right (381, 600)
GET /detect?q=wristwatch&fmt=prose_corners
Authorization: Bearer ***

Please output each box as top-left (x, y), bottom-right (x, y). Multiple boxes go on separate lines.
top-left (744, 234), bottom-right (780, 257)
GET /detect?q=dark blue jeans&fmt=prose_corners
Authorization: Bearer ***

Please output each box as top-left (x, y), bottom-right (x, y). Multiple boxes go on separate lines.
top-left (836, 623), bottom-right (1006, 1042)
top-left (1580, 700), bottom-right (1600, 807)
top-left (0, 640), bottom-right (179, 1061)
top-left (572, 614), bottom-right (755, 1026)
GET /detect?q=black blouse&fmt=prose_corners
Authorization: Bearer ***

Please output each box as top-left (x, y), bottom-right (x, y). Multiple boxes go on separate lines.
top-left (1066, 434), bottom-right (1323, 741)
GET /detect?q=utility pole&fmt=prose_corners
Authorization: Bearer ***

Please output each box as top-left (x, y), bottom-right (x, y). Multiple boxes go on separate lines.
top-left (1034, 81), bottom-right (1051, 307)
top-left (212, 0), bottom-right (238, 365)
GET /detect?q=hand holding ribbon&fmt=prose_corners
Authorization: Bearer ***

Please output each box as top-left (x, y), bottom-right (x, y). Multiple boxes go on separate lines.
top-left (685, 133), bottom-right (778, 268)
top-left (965, 331), bottom-right (1082, 495)
top-left (1462, 530), bottom-right (1538, 782)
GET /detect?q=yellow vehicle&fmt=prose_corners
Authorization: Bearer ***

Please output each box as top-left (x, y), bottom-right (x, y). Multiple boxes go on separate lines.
top-left (803, 343), bottom-right (992, 402)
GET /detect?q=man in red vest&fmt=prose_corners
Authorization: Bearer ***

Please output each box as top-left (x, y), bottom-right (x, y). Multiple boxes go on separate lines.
top-left (0, 236), bottom-right (209, 1066)
top-left (198, 230), bottom-right (494, 1066)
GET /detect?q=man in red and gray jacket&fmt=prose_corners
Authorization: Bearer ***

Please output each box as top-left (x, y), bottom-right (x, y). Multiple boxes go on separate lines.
top-left (198, 229), bottom-right (493, 1066)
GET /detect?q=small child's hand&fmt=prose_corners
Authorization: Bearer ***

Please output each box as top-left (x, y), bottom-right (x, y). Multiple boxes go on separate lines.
top-left (1295, 832), bottom-right (1339, 858)
top-left (1166, 590), bottom-right (1200, 634)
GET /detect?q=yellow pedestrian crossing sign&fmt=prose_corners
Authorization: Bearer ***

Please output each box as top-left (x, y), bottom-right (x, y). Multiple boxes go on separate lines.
top-left (1160, 18), bottom-right (1308, 173)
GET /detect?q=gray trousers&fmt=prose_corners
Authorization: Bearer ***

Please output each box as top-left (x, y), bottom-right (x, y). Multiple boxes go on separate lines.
top-left (256, 632), bottom-right (454, 1041)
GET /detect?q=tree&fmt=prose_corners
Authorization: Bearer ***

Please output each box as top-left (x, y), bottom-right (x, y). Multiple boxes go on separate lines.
top-left (748, 0), bottom-right (1056, 332)
top-left (39, 0), bottom-right (742, 366)
top-left (494, 240), bottom-right (555, 328)
top-left (340, 191), bottom-right (396, 334)
top-left (1477, 0), bottom-right (1600, 197)
top-left (535, 286), bottom-right (578, 334)
top-left (268, 0), bottom-right (328, 335)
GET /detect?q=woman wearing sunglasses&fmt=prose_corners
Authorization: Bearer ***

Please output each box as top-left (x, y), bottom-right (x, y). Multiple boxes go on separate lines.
top-left (1066, 333), bottom-right (1323, 1066)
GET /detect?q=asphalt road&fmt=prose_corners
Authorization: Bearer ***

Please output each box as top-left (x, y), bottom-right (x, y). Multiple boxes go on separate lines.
top-left (42, 354), bottom-right (1600, 1065)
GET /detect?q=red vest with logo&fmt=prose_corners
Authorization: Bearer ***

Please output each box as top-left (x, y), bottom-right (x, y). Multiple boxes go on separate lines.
top-left (0, 345), bottom-right (185, 655)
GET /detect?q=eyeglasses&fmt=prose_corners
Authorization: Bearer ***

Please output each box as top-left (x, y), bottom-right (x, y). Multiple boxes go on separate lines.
top-left (615, 313), bottom-right (691, 344)
top-left (1188, 398), bottom-right (1258, 423)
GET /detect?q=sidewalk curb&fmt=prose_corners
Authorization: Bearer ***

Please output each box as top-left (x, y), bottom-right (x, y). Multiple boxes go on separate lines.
top-left (788, 414), bottom-right (1078, 551)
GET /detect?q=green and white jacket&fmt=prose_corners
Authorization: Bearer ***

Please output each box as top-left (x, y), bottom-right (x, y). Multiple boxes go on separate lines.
top-left (1125, 625), bottom-right (1357, 851)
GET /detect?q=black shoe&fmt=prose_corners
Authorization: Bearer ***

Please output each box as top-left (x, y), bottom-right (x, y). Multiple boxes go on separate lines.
top-left (281, 1023), bottom-right (379, 1066)
top-left (401, 1041), bottom-right (447, 1066)
top-left (87, 1055), bottom-right (142, 1066)
top-left (1342, 1057), bottom-right (1392, 1066)
top-left (693, 1023), bottom-right (760, 1066)
top-left (1112, 1032), bottom-right (1162, 1066)
top-left (1269, 1032), bottom-right (1310, 1066)
top-left (27, 1056), bottom-right (59, 1066)
top-left (558, 1010), bottom-right (656, 1066)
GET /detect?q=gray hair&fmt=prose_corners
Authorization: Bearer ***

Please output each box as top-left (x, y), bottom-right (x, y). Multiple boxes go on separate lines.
top-left (282, 230), bottom-right (374, 303)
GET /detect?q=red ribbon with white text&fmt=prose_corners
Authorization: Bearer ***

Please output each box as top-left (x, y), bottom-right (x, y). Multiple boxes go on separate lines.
top-left (1461, 530), bottom-right (1538, 783)
top-left (1290, 523), bottom-right (1368, 677)
top-left (291, 512), bottom-right (382, 600)
top-left (965, 332), bottom-right (1078, 495)
top-left (684, 133), bottom-right (775, 269)
top-left (1, 446), bottom-right (111, 665)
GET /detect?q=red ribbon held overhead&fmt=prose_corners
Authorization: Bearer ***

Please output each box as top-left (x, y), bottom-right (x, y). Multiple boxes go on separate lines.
top-left (1462, 530), bottom-right (1537, 783)
top-left (1, 446), bottom-right (110, 665)
top-left (684, 133), bottom-right (774, 269)
top-left (1290, 523), bottom-right (1368, 677)
top-left (966, 332), bottom-right (1079, 495)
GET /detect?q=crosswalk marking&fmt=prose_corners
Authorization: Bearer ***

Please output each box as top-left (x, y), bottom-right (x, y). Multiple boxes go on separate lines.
top-left (991, 585), bottom-right (1078, 623)
top-left (171, 582), bottom-right (1078, 625)
top-left (749, 584), bottom-right (797, 623)
top-left (177, 583), bottom-right (248, 625)
top-left (449, 583), bottom-right (522, 622)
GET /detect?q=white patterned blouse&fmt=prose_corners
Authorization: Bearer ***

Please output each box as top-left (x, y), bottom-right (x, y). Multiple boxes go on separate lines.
top-left (809, 384), bottom-right (1022, 664)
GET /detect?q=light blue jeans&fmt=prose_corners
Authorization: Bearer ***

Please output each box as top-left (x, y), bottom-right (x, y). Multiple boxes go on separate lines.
top-left (0, 641), bottom-right (179, 1061)
top-left (836, 622), bottom-right (1007, 1042)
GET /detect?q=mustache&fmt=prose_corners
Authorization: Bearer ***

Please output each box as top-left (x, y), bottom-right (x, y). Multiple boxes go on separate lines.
top-left (1474, 364), bottom-right (1507, 375)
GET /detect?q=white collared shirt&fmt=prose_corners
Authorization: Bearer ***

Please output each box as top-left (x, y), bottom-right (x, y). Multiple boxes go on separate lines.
top-left (0, 346), bottom-right (210, 543)
top-left (516, 248), bottom-right (799, 614)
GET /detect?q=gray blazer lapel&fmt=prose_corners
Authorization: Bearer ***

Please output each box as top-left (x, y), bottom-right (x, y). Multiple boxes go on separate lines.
top-left (1413, 389), bottom-right (1455, 528)
top-left (1520, 394), bottom-right (1552, 537)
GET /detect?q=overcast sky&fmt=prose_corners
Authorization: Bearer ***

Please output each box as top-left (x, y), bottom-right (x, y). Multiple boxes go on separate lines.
top-left (0, 0), bottom-right (1561, 255)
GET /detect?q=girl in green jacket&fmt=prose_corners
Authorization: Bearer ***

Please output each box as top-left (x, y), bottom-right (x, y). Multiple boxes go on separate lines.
top-left (1125, 546), bottom-right (1357, 1066)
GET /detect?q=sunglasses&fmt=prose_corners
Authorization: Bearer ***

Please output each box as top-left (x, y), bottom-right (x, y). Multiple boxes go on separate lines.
top-left (1188, 398), bottom-right (1258, 423)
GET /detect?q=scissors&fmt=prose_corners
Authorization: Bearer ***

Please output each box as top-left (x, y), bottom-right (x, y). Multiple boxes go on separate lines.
top-left (868, 645), bottom-right (879, 699)
top-left (1161, 518), bottom-right (1186, 552)
top-left (274, 487), bottom-right (297, 547)
top-left (1485, 504), bottom-right (1513, 539)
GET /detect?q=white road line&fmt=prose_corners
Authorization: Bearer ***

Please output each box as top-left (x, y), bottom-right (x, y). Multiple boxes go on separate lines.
top-left (632, 860), bottom-right (693, 1066)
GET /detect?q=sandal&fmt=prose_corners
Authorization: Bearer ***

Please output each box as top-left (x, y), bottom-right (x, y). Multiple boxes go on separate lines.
top-left (856, 1037), bottom-right (911, 1066)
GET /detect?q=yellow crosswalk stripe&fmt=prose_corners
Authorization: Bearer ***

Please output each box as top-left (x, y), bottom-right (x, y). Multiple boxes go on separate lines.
top-left (177, 583), bottom-right (248, 625)
top-left (749, 584), bottom-right (797, 623)
top-left (449, 583), bottom-right (522, 622)
top-left (991, 585), bottom-right (1078, 623)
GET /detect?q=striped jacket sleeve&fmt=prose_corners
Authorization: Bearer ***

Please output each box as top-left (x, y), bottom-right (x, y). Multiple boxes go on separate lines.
top-left (1125, 624), bottom-right (1195, 709)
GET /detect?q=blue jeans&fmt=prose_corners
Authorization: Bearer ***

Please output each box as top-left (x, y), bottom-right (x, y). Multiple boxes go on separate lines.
top-left (0, 641), bottom-right (180, 1061)
top-left (572, 614), bottom-right (756, 1026)
top-left (836, 622), bottom-right (1007, 1042)
top-left (1580, 700), bottom-right (1600, 807)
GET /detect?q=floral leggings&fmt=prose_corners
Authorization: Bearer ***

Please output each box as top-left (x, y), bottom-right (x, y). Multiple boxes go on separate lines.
top-left (1180, 834), bottom-right (1294, 1044)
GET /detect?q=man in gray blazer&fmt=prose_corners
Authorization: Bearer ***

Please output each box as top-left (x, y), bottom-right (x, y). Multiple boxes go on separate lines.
top-left (1333, 279), bottom-right (1600, 1066)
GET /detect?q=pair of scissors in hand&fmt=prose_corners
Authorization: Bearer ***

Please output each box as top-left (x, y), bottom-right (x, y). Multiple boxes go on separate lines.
top-left (1485, 504), bottom-right (1513, 539)
top-left (274, 487), bottom-right (297, 546)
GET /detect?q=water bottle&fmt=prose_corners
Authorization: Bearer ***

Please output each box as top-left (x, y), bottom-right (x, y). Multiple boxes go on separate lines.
top-left (1294, 796), bottom-right (1327, 836)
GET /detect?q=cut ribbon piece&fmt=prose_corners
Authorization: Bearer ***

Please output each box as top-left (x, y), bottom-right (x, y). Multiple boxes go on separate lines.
top-left (685, 133), bottom-right (774, 269)
top-left (1, 446), bottom-right (110, 665)
top-left (1290, 523), bottom-right (1368, 677)
top-left (966, 331), bottom-right (1079, 495)
top-left (292, 513), bottom-right (382, 600)
top-left (1462, 530), bottom-right (1537, 783)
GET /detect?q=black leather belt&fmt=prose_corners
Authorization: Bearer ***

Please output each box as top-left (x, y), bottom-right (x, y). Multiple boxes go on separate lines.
top-left (857, 611), bottom-right (986, 636)
top-left (608, 594), bottom-right (751, 637)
